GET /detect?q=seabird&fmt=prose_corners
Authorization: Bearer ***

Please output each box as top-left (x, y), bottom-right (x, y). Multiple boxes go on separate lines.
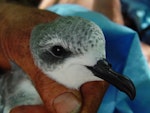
top-left (0, 16), bottom-right (135, 113)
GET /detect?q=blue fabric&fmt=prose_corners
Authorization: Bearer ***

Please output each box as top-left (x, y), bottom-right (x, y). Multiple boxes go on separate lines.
top-left (121, 0), bottom-right (150, 45)
top-left (47, 4), bottom-right (150, 113)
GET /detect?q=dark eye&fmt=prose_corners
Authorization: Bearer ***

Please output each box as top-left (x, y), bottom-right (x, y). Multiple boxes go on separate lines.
top-left (51, 45), bottom-right (66, 58)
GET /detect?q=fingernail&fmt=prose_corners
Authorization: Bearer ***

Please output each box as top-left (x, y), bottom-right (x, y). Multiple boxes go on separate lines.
top-left (54, 92), bottom-right (81, 113)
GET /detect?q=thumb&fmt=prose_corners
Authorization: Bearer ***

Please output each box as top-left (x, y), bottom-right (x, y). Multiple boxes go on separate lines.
top-left (53, 92), bottom-right (81, 113)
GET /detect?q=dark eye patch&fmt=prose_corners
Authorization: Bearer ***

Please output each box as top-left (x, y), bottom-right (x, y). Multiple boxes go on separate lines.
top-left (51, 45), bottom-right (67, 58)
top-left (40, 45), bottom-right (72, 65)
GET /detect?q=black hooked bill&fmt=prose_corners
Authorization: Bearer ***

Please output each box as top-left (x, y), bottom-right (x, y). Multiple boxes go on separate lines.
top-left (87, 59), bottom-right (136, 100)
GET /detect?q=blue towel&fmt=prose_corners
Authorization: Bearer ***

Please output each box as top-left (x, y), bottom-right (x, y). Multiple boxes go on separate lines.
top-left (47, 4), bottom-right (150, 113)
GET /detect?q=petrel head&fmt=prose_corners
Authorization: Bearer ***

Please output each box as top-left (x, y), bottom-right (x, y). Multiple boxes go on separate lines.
top-left (30, 16), bottom-right (135, 100)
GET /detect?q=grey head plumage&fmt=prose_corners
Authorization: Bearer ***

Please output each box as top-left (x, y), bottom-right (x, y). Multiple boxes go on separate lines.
top-left (30, 16), bottom-right (106, 89)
